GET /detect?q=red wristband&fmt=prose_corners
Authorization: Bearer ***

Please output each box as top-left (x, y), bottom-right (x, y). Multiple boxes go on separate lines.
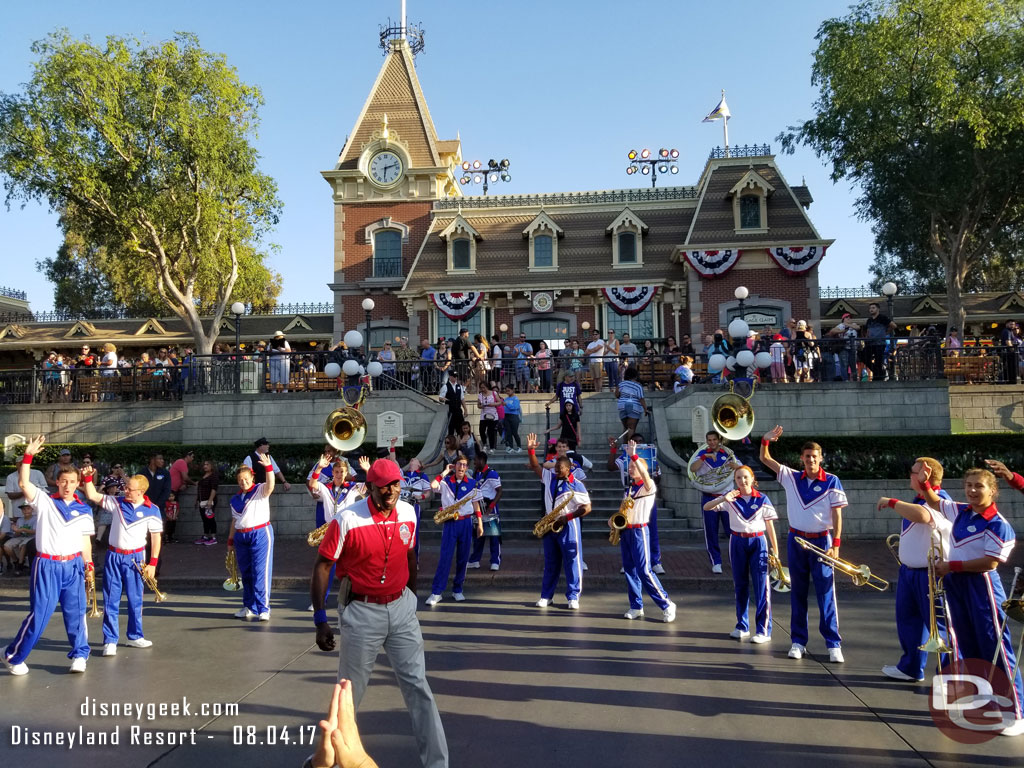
top-left (832, 538), bottom-right (841, 547)
top-left (311, 471), bottom-right (321, 481)
top-left (85, 561), bottom-right (95, 571)
top-left (923, 480), bottom-right (935, 492)
top-left (949, 560), bottom-right (964, 573)
top-left (887, 498), bottom-right (897, 508)
top-left (761, 439), bottom-right (770, 447)
top-left (435, 475), bottom-right (443, 484)
top-left (528, 449), bottom-right (536, 456)
top-left (22, 453), bottom-right (33, 465)
top-left (630, 454), bottom-right (640, 462)
top-left (148, 558), bottom-right (158, 567)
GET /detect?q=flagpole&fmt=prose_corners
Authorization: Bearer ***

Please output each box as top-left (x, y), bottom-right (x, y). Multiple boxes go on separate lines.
top-left (721, 90), bottom-right (729, 157)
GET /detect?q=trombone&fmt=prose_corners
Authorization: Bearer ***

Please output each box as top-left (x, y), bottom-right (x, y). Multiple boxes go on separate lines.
top-left (794, 537), bottom-right (889, 591)
top-left (920, 540), bottom-right (951, 657)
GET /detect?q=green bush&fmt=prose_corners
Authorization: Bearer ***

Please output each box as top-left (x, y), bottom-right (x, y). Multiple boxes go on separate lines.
top-left (670, 434), bottom-right (1024, 480)
top-left (3, 440), bottom-right (425, 484)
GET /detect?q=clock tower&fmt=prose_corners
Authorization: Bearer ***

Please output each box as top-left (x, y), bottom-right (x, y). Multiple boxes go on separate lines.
top-left (321, 31), bottom-right (461, 345)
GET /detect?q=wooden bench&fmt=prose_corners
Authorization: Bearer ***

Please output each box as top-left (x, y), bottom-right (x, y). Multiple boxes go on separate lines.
top-left (943, 356), bottom-right (997, 384)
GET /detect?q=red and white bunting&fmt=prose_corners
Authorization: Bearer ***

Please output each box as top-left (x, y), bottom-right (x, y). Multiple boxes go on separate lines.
top-left (430, 292), bottom-right (484, 320)
top-left (683, 249), bottom-right (742, 278)
top-left (602, 285), bottom-right (658, 316)
top-left (767, 245), bottom-right (826, 275)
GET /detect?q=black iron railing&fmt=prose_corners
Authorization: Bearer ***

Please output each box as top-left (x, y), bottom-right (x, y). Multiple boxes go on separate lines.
top-left (0, 286), bottom-right (27, 300)
top-left (708, 144), bottom-right (771, 160)
top-left (372, 257), bottom-right (403, 279)
top-left (434, 186), bottom-right (699, 210)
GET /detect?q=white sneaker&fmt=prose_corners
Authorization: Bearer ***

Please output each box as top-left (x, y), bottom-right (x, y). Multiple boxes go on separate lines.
top-left (624, 608), bottom-right (645, 620)
top-left (425, 593), bottom-right (442, 606)
top-left (788, 643), bottom-right (806, 659)
top-left (5, 657), bottom-right (28, 675)
top-left (751, 634), bottom-right (771, 644)
top-left (882, 665), bottom-right (920, 681)
top-left (102, 643), bottom-right (117, 657)
top-left (505, 447), bottom-right (512, 454)
top-left (712, 564), bottom-right (723, 574)
top-left (730, 628), bottom-right (750, 640)
top-left (662, 601), bottom-right (677, 623)
top-left (234, 607), bottom-right (256, 620)
top-left (466, 561), bottom-right (480, 569)
top-left (828, 647), bottom-right (845, 664)
top-left (125, 637), bottom-right (153, 648)
top-left (581, 561), bottom-right (589, 571)
top-left (535, 598), bottom-right (550, 607)
top-left (653, 564), bottom-right (666, 575)
top-left (1002, 718), bottom-right (1024, 737)
top-left (619, 567), bottom-right (625, 574)
top-left (258, 613), bottom-right (270, 622)
top-left (567, 599), bottom-right (579, 610)
top-left (490, 563), bottom-right (500, 571)
top-left (69, 657), bottom-right (87, 673)
top-left (453, 592), bottom-right (466, 602)
top-left (515, 447), bottom-right (523, 454)
top-left (306, 603), bottom-right (314, 612)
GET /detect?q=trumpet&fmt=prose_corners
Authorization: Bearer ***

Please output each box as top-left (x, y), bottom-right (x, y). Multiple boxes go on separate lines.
top-left (768, 552), bottom-right (791, 593)
top-left (134, 560), bottom-right (168, 603)
top-left (533, 494), bottom-right (573, 538)
top-left (223, 549), bottom-right (243, 591)
top-left (608, 497), bottom-right (633, 546)
top-left (794, 537), bottom-right (889, 591)
top-left (86, 568), bottom-right (102, 618)
top-left (434, 492), bottom-right (474, 525)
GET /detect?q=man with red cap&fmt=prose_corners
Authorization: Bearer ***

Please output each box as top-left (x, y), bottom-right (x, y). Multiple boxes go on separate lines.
top-left (311, 458), bottom-right (448, 768)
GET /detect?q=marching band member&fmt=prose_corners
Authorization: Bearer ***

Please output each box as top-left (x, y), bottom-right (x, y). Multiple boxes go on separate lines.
top-left (308, 454), bottom-right (369, 609)
top-left (80, 470), bottom-right (163, 656)
top-left (689, 431), bottom-right (739, 573)
top-left (396, 453), bottom-right (433, 564)
top-left (4, 435), bottom-right (94, 675)
top-left (760, 425), bottom-right (848, 663)
top-left (527, 432), bottom-right (591, 610)
top-left (608, 433), bottom-right (664, 574)
top-left (703, 465), bottom-right (778, 642)
top-left (914, 466), bottom-right (1024, 736)
top-left (227, 452), bottom-right (276, 621)
top-left (425, 455), bottom-right (482, 605)
top-left (543, 437), bottom-right (591, 479)
top-left (614, 441), bottom-right (675, 622)
top-left (875, 457), bottom-right (955, 682)
top-left (468, 451), bottom-right (502, 571)
top-left (311, 458), bottom-right (449, 767)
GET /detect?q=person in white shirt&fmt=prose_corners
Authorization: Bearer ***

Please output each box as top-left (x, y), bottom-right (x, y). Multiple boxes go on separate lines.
top-left (585, 329), bottom-right (606, 393)
top-left (228, 452), bottom-right (277, 621)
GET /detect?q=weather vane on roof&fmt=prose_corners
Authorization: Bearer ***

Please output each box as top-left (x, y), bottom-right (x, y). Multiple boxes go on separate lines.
top-left (380, 0), bottom-right (425, 57)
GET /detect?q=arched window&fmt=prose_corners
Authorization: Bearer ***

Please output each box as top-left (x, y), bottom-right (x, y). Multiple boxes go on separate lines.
top-left (373, 230), bottom-right (403, 277)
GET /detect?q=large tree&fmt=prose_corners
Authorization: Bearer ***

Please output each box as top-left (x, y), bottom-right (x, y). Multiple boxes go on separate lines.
top-left (780, 0), bottom-right (1024, 330)
top-left (0, 31), bottom-right (282, 353)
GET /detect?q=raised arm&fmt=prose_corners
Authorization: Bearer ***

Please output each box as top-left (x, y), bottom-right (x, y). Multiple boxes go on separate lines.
top-left (986, 459), bottom-right (1024, 493)
top-left (308, 454), bottom-right (333, 494)
top-left (18, 435), bottom-right (46, 504)
top-left (80, 469), bottom-right (105, 504)
top-left (260, 453), bottom-right (276, 495)
top-left (627, 440), bottom-right (654, 494)
top-left (526, 433), bottom-right (544, 478)
top-left (759, 425), bottom-right (783, 476)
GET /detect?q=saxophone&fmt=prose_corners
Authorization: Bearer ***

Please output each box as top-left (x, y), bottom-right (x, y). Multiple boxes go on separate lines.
top-left (533, 493), bottom-right (573, 538)
top-left (134, 560), bottom-right (168, 602)
top-left (608, 496), bottom-right (634, 546)
top-left (434, 492), bottom-right (474, 525)
top-left (308, 521), bottom-right (331, 547)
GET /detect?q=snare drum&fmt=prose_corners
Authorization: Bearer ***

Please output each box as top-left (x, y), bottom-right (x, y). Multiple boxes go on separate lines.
top-left (633, 444), bottom-right (659, 476)
top-left (481, 513), bottom-right (501, 538)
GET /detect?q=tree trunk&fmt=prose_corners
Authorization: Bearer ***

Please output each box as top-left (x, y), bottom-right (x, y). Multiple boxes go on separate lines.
top-left (945, 256), bottom-right (967, 336)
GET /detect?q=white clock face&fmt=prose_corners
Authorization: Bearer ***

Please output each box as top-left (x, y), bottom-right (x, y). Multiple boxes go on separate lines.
top-left (369, 151), bottom-right (404, 186)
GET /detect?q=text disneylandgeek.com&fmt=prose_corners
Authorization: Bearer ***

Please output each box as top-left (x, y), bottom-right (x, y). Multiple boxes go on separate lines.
top-left (7, 697), bottom-right (318, 750)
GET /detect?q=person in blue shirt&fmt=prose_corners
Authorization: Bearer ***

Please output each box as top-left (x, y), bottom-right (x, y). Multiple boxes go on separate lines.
top-left (419, 339), bottom-right (437, 393)
top-left (502, 386), bottom-right (522, 453)
top-left (614, 366), bottom-right (648, 444)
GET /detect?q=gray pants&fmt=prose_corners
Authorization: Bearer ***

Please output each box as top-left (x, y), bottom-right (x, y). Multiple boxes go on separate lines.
top-left (338, 588), bottom-right (449, 768)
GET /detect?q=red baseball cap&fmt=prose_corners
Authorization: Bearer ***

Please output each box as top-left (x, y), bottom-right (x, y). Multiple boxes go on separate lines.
top-left (366, 458), bottom-right (402, 487)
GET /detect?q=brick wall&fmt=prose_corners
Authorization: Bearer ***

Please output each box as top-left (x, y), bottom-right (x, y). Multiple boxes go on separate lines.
top-left (697, 266), bottom-right (813, 332)
top-left (949, 384), bottom-right (1024, 432)
top-left (340, 293), bottom-right (410, 335)
top-left (336, 200), bottom-right (433, 279)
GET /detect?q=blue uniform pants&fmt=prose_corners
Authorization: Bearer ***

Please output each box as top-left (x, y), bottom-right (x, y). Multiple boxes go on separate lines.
top-left (621, 526), bottom-right (669, 610)
top-left (5, 556), bottom-right (90, 664)
top-left (787, 531), bottom-right (841, 649)
top-left (315, 504), bottom-right (337, 602)
top-left (431, 516), bottom-right (473, 595)
top-left (944, 571), bottom-right (1024, 718)
top-left (730, 534), bottom-right (772, 636)
top-left (102, 550), bottom-right (146, 644)
top-left (235, 525), bottom-right (274, 615)
top-left (702, 493), bottom-right (729, 567)
top-left (895, 565), bottom-right (957, 680)
top-left (540, 517), bottom-right (582, 601)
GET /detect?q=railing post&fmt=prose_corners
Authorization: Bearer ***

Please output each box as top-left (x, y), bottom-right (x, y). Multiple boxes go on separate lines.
top-left (545, 404), bottom-right (551, 434)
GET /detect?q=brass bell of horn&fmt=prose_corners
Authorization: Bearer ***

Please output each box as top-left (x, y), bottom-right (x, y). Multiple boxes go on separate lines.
top-left (323, 407), bottom-right (367, 452)
top-left (710, 389), bottom-right (755, 441)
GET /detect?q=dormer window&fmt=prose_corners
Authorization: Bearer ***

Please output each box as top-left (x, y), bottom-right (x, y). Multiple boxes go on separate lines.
top-left (728, 169), bottom-right (774, 234)
top-left (523, 212), bottom-right (563, 271)
top-left (440, 214), bottom-right (482, 274)
top-left (739, 196), bottom-right (761, 229)
top-left (606, 208), bottom-right (648, 268)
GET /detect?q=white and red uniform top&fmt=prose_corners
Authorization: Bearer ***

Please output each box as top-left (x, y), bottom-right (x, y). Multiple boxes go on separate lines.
top-left (29, 484), bottom-right (95, 557)
top-left (898, 490), bottom-right (953, 569)
top-left (622, 481), bottom-right (657, 526)
top-left (541, 468), bottom-right (590, 517)
top-left (312, 480), bottom-right (364, 522)
top-left (400, 471), bottom-right (432, 507)
top-left (439, 475), bottom-right (481, 518)
top-left (777, 466), bottom-right (847, 532)
top-left (930, 498), bottom-right (1016, 563)
top-left (318, 496), bottom-right (417, 597)
top-left (101, 494), bottom-right (163, 551)
top-left (474, 466), bottom-right (501, 510)
top-left (714, 491), bottom-right (778, 535)
top-left (230, 483), bottom-right (272, 530)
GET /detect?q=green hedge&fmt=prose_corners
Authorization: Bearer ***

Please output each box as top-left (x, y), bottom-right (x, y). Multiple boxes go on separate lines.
top-left (670, 434), bottom-right (1024, 480)
top-left (1, 440), bottom-right (425, 484)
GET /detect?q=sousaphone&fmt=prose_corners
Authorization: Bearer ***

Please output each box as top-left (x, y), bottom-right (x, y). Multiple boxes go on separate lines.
top-left (323, 407), bottom-right (367, 452)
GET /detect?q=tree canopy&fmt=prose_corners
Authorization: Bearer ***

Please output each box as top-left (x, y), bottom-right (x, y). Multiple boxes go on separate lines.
top-left (0, 31), bottom-right (282, 352)
top-left (779, 0), bottom-right (1024, 330)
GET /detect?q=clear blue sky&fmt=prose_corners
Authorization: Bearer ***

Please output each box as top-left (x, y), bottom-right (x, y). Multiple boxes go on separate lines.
top-left (0, 0), bottom-right (874, 311)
